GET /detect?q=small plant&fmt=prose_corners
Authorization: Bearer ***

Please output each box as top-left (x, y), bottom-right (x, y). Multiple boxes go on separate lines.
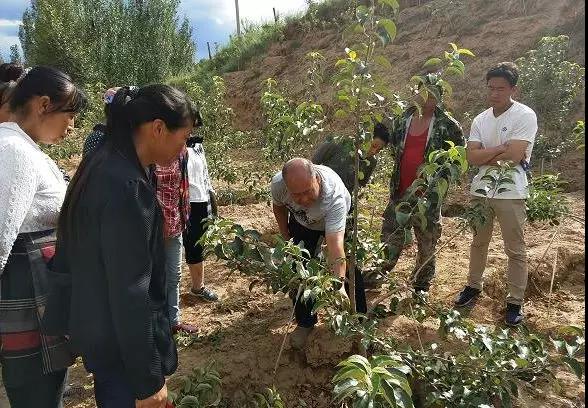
top-left (261, 78), bottom-right (325, 160)
top-left (516, 35), bottom-right (585, 130)
top-left (171, 361), bottom-right (222, 407)
top-left (516, 36), bottom-right (585, 160)
top-left (250, 387), bottom-right (286, 408)
top-left (573, 120), bottom-right (585, 150)
top-left (526, 174), bottom-right (570, 225)
top-left (332, 354), bottom-right (413, 407)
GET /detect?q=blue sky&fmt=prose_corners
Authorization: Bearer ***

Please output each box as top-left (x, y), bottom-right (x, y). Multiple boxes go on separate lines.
top-left (0, 0), bottom-right (308, 62)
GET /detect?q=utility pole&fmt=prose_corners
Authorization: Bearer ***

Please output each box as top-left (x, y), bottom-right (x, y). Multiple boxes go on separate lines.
top-left (235, 0), bottom-right (241, 37)
top-left (273, 7), bottom-right (278, 22)
top-left (207, 42), bottom-right (212, 59)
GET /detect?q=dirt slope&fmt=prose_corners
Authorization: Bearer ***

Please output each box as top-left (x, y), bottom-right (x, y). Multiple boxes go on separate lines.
top-left (223, 0), bottom-right (584, 133)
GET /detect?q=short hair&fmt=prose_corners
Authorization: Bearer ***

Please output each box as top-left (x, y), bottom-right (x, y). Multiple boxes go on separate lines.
top-left (282, 158), bottom-right (315, 181)
top-left (373, 122), bottom-right (390, 144)
top-left (486, 62), bottom-right (519, 87)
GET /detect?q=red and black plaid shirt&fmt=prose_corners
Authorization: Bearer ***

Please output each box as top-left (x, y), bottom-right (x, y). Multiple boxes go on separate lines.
top-left (154, 149), bottom-right (190, 239)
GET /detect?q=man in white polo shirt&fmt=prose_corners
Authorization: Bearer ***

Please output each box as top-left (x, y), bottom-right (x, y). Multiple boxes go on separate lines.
top-left (455, 62), bottom-right (538, 326)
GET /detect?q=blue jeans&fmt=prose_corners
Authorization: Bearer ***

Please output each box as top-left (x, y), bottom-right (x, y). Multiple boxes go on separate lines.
top-left (165, 234), bottom-right (183, 326)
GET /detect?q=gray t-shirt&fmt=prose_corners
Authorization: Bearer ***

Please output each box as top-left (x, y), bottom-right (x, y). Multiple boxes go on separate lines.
top-left (271, 164), bottom-right (351, 233)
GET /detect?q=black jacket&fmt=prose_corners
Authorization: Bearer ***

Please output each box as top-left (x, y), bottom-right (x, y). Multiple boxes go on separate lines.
top-left (42, 145), bottom-right (177, 400)
top-left (312, 137), bottom-right (377, 193)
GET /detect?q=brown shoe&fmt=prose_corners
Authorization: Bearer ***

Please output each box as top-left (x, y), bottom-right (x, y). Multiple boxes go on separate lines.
top-left (172, 323), bottom-right (199, 335)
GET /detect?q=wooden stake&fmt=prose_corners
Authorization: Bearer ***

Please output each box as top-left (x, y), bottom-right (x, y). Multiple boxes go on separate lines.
top-left (546, 249), bottom-right (559, 319)
top-left (235, 0), bottom-right (241, 37)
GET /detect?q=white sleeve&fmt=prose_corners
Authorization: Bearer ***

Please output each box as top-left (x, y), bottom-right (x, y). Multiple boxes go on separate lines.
top-left (509, 111), bottom-right (538, 143)
top-left (468, 117), bottom-right (482, 143)
top-left (201, 148), bottom-right (214, 194)
top-left (324, 194), bottom-right (348, 234)
top-left (270, 174), bottom-right (285, 206)
top-left (0, 145), bottom-right (38, 273)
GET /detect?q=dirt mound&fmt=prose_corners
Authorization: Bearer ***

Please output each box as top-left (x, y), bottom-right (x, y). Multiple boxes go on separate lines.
top-left (224, 0), bottom-right (584, 132)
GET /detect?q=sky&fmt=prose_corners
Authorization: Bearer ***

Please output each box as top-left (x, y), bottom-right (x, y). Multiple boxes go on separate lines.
top-left (0, 0), bottom-right (309, 62)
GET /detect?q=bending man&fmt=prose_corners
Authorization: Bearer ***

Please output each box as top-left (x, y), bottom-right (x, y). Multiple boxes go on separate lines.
top-left (270, 158), bottom-right (367, 350)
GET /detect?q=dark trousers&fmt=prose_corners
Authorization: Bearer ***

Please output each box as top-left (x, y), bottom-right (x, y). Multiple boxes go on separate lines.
top-left (85, 362), bottom-right (135, 408)
top-left (287, 217), bottom-right (367, 328)
top-left (4, 368), bottom-right (67, 408)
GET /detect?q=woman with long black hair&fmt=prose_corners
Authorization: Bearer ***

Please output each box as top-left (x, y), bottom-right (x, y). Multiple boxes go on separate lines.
top-left (43, 85), bottom-right (199, 407)
top-left (0, 66), bottom-right (87, 408)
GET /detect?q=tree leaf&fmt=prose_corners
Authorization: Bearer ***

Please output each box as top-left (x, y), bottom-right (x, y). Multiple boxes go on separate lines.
top-left (378, 19), bottom-right (397, 42)
top-left (378, 0), bottom-right (400, 11)
top-left (423, 57), bottom-right (442, 68)
top-left (436, 178), bottom-right (449, 199)
top-left (395, 210), bottom-right (411, 227)
top-left (562, 357), bottom-right (584, 380)
top-left (458, 48), bottom-right (476, 57)
top-left (375, 55), bottom-right (392, 69)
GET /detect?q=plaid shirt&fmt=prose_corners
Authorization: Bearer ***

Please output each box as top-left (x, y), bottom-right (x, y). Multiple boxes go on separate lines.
top-left (382, 106), bottom-right (465, 198)
top-left (154, 149), bottom-right (190, 239)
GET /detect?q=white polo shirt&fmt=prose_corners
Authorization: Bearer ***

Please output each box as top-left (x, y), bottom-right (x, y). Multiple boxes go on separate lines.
top-left (469, 101), bottom-right (538, 199)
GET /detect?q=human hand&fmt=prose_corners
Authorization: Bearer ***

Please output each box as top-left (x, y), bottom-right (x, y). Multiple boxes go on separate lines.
top-left (136, 384), bottom-right (168, 408)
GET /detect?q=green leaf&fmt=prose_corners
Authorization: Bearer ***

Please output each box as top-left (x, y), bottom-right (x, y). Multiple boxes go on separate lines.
top-left (458, 48), bottom-right (475, 57)
top-left (378, 0), bottom-right (400, 11)
top-left (444, 66), bottom-right (464, 77)
top-left (335, 109), bottom-right (348, 119)
top-left (449, 42), bottom-right (458, 52)
top-left (333, 378), bottom-right (362, 402)
top-left (423, 57), bottom-right (442, 68)
top-left (562, 357), bottom-right (584, 380)
top-left (395, 210), bottom-right (411, 227)
top-left (393, 387), bottom-right (415, 408)
top-left (344, 355), bottom-right (372, 374)
top-left (436, 178), bottom-right (449, 199)
top-left (375, 55), bottom-right (392, 69)
top-left (515, 358), bottom-right (529, 368)
top-left (378, 18), bottom-right (397, 42)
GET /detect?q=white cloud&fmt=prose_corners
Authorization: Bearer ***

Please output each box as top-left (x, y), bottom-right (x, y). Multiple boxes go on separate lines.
top-left (0, 19), bottom-right (21, 27)
top-left (181, 0), bottom-right (307, 28)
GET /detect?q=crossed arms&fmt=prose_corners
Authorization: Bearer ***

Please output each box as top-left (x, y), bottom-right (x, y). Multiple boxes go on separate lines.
top-left (466, 139), bottom-right (530, 166)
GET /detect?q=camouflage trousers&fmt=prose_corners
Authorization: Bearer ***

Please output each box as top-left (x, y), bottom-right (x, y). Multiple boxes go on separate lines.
top-left (380, 199), bottom-right (442, 291)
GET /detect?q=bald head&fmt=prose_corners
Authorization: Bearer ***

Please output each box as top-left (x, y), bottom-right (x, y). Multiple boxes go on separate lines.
top-left (282, 158), bottom-right (315, 183)
top-left (282, 158), bottom-right (320, 208)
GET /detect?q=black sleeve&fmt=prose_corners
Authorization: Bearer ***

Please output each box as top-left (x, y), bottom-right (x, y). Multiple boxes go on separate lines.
top-left (312, 141), bottom-right (334, 165)
top-left (447, 117), bottom-right (465, 148)
top-left (100, 180), bottom-right (164, 400)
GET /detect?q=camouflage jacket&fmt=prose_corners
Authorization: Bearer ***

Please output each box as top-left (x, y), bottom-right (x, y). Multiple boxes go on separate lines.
top-left (381, 106), bottom-right (465, 198)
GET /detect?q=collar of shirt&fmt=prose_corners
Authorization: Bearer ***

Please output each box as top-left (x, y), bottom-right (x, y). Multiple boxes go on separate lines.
top-left (0, 122), bottom-right (43, 153)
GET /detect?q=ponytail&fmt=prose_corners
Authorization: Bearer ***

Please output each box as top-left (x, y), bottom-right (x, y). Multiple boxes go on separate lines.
top-left (58, 84), bottom-right (198, 239)
top-left (0, 81), bottom-right (17, 106)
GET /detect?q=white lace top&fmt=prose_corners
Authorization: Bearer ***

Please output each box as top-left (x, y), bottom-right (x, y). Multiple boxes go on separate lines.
top-left (0, 122), bottom-right (66, 273)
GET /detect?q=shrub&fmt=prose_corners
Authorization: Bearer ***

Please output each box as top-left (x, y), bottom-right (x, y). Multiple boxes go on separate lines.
top-left (526, 174), bottom-right (570, 225)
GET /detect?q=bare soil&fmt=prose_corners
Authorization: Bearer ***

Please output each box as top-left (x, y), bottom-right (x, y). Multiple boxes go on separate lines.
top-left (53, 188), bottom-right (585, 408)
